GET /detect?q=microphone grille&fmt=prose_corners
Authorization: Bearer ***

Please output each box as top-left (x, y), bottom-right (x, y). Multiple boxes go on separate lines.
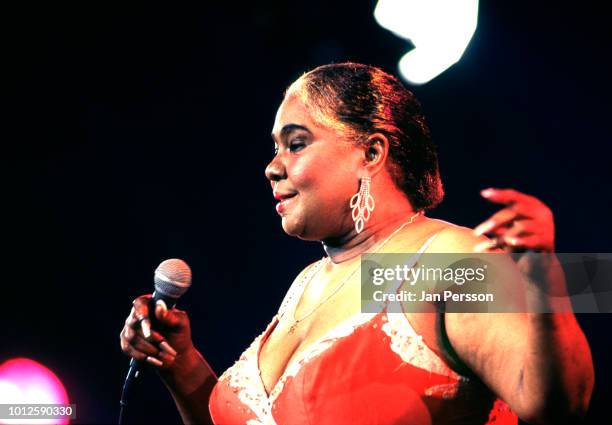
top-left (154, 258), bottom-right (192, 300)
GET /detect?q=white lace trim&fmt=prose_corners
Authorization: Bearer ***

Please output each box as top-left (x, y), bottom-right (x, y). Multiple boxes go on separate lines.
top-left (424, 383), bottom-right (461, 399)
top-left (381, 311), bottom-right (461, 380)
top-left (277, 258), bottom-right (326, 319)
top-left (216, 259), bottom-right (327, 425)
top-left (220, 309), bottom-right (465, 422)
top-left (246, 420), bottom-right (266, 425)
top-left (218, 317), bottom-right (278, 425)
top-left (217, 311), bottom-right (378, 423)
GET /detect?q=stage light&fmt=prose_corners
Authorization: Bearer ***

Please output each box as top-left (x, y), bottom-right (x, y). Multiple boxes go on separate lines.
top-left (0, 358), bottom-right (70, 424)
top-left (374, 0), bottom-right (479, 84)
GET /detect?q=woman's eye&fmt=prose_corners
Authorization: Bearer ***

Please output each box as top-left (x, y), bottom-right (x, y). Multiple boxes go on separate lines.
top-left (289, 140), bottom-right (305, 152)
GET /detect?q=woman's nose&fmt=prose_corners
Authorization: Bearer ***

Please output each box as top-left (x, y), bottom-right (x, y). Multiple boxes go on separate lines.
top-left (265, 155), bottom-right (286, 183)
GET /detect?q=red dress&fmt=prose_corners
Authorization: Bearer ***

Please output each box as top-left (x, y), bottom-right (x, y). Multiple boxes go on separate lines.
top-left (209, 238), bottom-right (518, 424)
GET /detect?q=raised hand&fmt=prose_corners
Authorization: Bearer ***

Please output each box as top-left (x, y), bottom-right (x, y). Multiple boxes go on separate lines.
top-left (473, 188), bottom-right (555, 253)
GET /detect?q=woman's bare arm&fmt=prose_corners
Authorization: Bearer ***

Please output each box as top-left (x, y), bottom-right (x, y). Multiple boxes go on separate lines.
top-left (446, 308), bottom-right (593, 424)
top-left (158, 346), bottom-right (217, 425)
top-left (432, 190), bottom-right (594, 424)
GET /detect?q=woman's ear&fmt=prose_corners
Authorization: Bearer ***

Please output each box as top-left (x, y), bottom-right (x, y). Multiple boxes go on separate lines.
top-left (364, 133), bottom-right (390, 174)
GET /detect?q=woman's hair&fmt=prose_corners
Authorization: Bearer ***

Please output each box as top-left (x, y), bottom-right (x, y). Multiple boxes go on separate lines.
top-left (286, 62), bottom-right (444, 211)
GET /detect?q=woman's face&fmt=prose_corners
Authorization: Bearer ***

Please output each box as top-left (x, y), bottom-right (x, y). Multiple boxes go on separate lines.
top-left (265, 93), bottom-right (365, 240)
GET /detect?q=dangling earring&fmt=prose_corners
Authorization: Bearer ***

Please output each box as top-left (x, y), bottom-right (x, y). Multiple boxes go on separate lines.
top-left (350, 176), bottom-right (375, 234)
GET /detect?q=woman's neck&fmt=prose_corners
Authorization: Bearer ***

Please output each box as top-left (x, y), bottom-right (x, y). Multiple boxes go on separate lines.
top-left (321, 207), bottom-right (421, 265)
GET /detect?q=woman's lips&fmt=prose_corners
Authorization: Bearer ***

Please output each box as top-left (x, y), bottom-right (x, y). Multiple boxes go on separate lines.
top-left (276, 194), bottom-right (296, 214)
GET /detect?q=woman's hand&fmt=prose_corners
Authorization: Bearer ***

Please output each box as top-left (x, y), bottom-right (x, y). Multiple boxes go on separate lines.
top-left (473, 188), bottom-right (555, 253)
top-left (119, 294), bottom-right (194, 370)
top-left (120, 295), bottom-right (217, 424)
top-left (471, 187), bottom-right (563, 300)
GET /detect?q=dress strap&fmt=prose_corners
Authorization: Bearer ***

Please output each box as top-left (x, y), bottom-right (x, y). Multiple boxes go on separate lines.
top-left (385, 232), bottom-right (440, 313)
top-left (277, 258), bottom-right (325, 319)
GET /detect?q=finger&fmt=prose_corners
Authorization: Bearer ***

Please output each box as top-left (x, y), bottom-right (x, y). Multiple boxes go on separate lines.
top-left (120, 328), bottom-right (130, 352)
top-left (508, 199), bottom-right (548, 219)
top-left (485, 222), bottom-right (512, 237)
top-left (125, 311), bottom-right (151, 339)
top-left (149, 350), bottom-right (178, 368)
top-left (124, 326), bottom-right (178, 359)
top-left (494, 220), bottom-right (539, 248)
top-left (155, 300), bottom-right (168, 320)
top-left (473, 238), bottom-right (503, 253)
top-left (121, 326), bottom-right (149, 351)
top-left (132, 334), bottom-right (162, 357)
top-left (477, 233), bottom-right (518, 251)
top-left (473, 243), bottom-right (504, 254)
top-left (155, 306), bottom-right (185, 329)
top-left (473, 208), bottom-right (518, 236)
top-left (130, 325), bottom-right (178, 355)
top-left (121, 325), bottom-right (137, 348)
top-left (146, 356), bottom-right (164, 367)
top-left (132, 296), bottom-right (153, 338)
top-left (140, 318), bottom-right (151, 339)
top-left (125, 307), bottom-right (139, 328)
top-left (503, 234), bottom-right (545, 251)
top-left (157, 350), bottom-right (176, 365)
top-left (123, 324), bottom-right (134, 340)
top-left (131, 295), bottom-right (152, 321)
top-left (130, 321), bottom-right (172, 347)
top-left (133, 338), bottom-right (176, 365)
top-left (493, 219), bottom-right (528, 239)
top-left (482, 189), bottom-right (551, 221)
top-left (159, 341), bottom-right (178, 356)
top-left (123, 344), bottom-right (148, 362)
top-left (480, 188), bottom-right (533, 205)
top-left (127, 301), bottom-right (151, 329)
top-left (122, 335), bottom-right (176, 366)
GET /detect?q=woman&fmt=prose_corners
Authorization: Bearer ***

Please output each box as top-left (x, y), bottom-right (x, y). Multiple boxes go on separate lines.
top-left (120, 63), bottom-right (594, 424)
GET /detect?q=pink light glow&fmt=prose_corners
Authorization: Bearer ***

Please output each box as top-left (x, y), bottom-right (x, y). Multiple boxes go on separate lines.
top-left (0, 358), bottom-right (70, 424)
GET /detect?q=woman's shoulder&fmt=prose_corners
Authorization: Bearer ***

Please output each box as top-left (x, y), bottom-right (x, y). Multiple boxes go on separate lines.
top-left (393, 217), bottom-right (489, 253)
top-left (427, 218), bottom-right (489, 252)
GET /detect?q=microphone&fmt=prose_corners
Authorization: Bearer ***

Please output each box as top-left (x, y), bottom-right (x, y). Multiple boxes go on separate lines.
top-left (151, 258), bottom-right (193, 310)
top-left (119, 258), bottom-right (192, 424)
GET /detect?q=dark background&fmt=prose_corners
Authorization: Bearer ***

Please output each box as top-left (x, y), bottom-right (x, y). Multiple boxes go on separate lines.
top-left (1, 1), bottom-right (610, 424)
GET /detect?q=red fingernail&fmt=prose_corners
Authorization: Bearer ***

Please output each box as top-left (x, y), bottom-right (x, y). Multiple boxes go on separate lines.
top-left (141, 320), bottom-right (151, 338)
top-left (474, 222), bottom-right (494, 236)
top-left (160, 341), bottom-right (177, 356)
top-left (481, 188), bottom-right (495, 197)
top-left (156, 300), bottom-right (168, 318)
top-left (473, 240), bottom-right (491, 252)
top-left (146, 356), bottom-right (163, 367)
